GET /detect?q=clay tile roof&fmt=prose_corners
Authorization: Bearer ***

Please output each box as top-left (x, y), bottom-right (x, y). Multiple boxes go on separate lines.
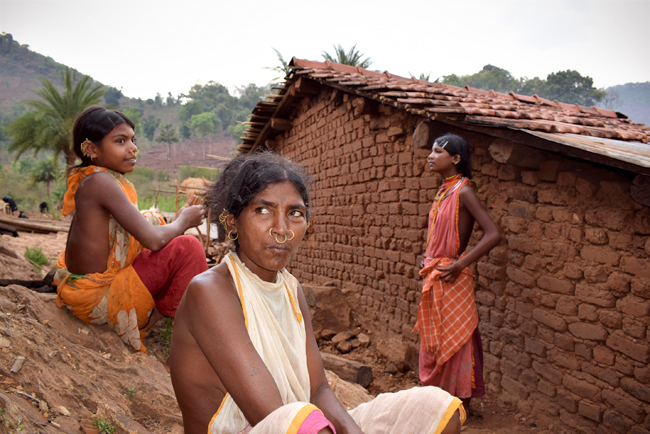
top-left (239, 57), bottom-right (650, 163)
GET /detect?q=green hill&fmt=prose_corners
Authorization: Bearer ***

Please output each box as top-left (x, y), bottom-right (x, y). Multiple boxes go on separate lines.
top-left (0, 33), bottom-right (274, 165)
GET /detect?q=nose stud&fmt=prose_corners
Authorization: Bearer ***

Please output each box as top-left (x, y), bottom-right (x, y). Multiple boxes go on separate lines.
top-left (269, 228), bottom-right (295, 244)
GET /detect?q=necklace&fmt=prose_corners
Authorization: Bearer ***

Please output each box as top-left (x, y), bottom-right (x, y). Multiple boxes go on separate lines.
top-left (426, 175), bottom-right (465, 246)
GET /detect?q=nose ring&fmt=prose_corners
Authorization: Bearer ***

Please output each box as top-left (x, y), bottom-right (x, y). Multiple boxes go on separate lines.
top-left (269, 228), bottom-right (295, 244)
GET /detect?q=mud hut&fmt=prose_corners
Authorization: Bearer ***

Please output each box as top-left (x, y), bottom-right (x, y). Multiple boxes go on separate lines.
top-left (240, 58), bottom-right (650, 433)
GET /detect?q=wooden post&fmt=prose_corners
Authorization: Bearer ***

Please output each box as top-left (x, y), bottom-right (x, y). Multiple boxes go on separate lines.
top-left (204, 208), bottom-right (212, 253)
top-left (174, 180), bottom-right (180, 215)
top-left (154, 186), bottom-right (160, 209)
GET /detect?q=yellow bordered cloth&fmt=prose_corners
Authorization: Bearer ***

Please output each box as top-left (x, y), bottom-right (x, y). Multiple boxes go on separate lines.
top-left (208, 253), bottom-right (464, 433)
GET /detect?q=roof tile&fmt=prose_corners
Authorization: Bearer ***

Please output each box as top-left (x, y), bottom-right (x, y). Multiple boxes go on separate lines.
top-left (240, 57), bottom-right (649, 151)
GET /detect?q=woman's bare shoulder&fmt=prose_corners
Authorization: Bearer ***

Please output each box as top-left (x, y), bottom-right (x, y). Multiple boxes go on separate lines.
top-left (185, 262), bottom-right (236, 300)
top-left (75, 171), bottom-right (121, 198)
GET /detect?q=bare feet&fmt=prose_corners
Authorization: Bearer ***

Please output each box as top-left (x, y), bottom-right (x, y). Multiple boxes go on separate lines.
top-left (141, 308), bottom-right (165, 338)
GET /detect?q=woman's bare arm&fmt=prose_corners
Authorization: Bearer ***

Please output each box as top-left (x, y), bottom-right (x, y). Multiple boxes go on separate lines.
top-left (78, 172), bottom-right (203, 251)
top-left (298, 284), bottom-right (364, 434)
top-left (182, 266), bottom-right (285, 425)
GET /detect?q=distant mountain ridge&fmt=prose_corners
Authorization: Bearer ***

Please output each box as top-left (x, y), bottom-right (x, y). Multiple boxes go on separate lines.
top-left (601, 82), bottom-right (650, 126)
top-left (0, 32), bottom-right (103, 112)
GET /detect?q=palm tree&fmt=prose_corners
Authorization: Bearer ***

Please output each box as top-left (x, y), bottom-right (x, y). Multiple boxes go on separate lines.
top-left (29, 157), bottom-right (58, 197)
top-left (156, 124), bottom-right (180, 176)
top-left (6, 67), bottom-right (105, 168)
top-left (264, 48), bottom-right (291, 82)
top-left (322, 44), bottom-right (372, 68)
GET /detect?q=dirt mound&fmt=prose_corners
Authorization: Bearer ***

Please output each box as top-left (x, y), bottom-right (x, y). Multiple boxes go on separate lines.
top-left (0, 281), bottom-right (374, 433)
top-left (0, 230), bottom-right (534, 433)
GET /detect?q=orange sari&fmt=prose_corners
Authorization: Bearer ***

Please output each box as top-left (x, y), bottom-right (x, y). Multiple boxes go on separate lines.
top-left (54, 165), bottom-right (164, 353)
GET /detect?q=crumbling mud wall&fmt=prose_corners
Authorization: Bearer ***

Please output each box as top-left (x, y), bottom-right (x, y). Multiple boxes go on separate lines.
top-left (275, 88), bottom-right (650, 433)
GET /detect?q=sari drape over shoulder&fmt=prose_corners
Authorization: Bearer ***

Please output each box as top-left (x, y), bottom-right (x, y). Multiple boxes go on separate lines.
top-left (54, 165), bottom-right (165, 353)
top-left (210, 252), bottom-right (464, 434)
top-left (414, 175), bottom-right (484, 398)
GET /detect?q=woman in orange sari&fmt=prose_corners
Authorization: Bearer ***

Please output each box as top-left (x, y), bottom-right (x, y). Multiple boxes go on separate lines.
top-left (414, 133), bottom-right (501, 414)
top-left (54, 106), bottom-right (207, 353)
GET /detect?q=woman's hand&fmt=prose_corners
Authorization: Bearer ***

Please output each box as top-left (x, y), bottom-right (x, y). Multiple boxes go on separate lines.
top-left (178, 194), bottom-right (203, 217)
top-left (436, 260), bottom-right (464, 283)
top-left (420, 255), bottom-right (432, 270)
top-left (177, 204), bottom-right (205, 230)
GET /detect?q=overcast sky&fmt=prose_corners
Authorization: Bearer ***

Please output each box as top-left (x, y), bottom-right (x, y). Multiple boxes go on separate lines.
top-left (1, 0), bottom-right (648, 100)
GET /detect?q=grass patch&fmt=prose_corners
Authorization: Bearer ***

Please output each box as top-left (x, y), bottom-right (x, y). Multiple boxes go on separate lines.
top-left (159, 318), bottom-right (174, 345)
top-left (24, 246), bottom-right (48, 273)
top-left (93, 417), bottom-right (116, 434)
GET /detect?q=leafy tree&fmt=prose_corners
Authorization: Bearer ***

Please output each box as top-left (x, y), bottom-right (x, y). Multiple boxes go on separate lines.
top-left (443, 65), bottom-right (518, 94)
top-left (178, 81), bottom-right (268, 140)
top-left (153, 93), bottom-right (163, 108)
top-left (601, 89), bottom-right (622, 111)
top-left (178, 100), bottom-right (207, 124)
top-left (29, 157), bottom-right (58, 197)
top-left (227, 123), bottom-right (247, 144)
top-left (443, 66), bottom-right (607, 106)
top-left (122, 107), bottom-right (143, 135)
top-left (5, 67), bottom-right (104, 168)
top-left (189, 112), bottom-right (222, 138)
top-left (13, 156), bottom-right (36, 174)
top-left (156, 124), bottom-right (179, 145)
top-left (143, 115), bottom-right (160, 141)
top-left (104, 87), bottom-right (123, 106)
top-left (165, 92), bottom-right (177, 106)
top-left (322, 44), bottom-right (372, 68)
top-left (544, 70), bottom-right (606, 106)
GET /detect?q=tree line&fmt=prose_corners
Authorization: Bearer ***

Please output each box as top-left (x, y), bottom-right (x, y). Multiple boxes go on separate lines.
top-left (0, 42), bottom-right (626, 182)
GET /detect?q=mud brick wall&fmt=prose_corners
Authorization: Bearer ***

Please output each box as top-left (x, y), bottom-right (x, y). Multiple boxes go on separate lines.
top-left (274, 88), bottom-right (650, 434)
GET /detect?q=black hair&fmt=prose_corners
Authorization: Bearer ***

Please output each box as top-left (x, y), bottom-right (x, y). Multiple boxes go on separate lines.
top-left (433, 133), bottom-right (472, 178)
top-left (206, 150), bottom-right (312, 246)
top-left (72, 106), bottom-right (135, 167)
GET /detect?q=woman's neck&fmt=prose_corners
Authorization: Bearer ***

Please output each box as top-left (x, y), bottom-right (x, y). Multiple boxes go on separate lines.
top-left (438, 167), bottom-right (460, 180)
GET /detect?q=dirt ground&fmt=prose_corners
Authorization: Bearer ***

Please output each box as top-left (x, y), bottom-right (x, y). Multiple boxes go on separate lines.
top-left (0, 217), bottom-right (554, 433)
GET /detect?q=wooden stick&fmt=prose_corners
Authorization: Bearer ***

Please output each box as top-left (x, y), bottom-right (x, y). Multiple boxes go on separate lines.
top-left (205, 154), bottom-right (231, 161)
top-left (154, 186), bottom-right (160, 208)
top-left (0, 217), bottom-right (68, 233)
top-left (205, 208), bottom-right (211, 252)
top-left (174, 180), bottom-right (180, 215)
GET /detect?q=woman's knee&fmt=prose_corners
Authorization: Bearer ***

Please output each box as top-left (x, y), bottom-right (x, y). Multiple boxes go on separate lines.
top-left (440, 410), bottom-right (461, 434)
top-left (170, 235), bottom-right (204, 254)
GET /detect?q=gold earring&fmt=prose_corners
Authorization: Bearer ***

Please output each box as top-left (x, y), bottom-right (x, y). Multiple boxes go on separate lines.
top-left (454, 156), bottom-right (461, 165)
top-left (80, 139), bottom-right (93, 158)
top-left (227, 230), bottom-right (238, 241)
top-left (219, 209), bottom-right (229, 231)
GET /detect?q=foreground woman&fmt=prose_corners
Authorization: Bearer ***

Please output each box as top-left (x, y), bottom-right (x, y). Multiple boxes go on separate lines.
top-left (169, 152), bottom-right (463, 434)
